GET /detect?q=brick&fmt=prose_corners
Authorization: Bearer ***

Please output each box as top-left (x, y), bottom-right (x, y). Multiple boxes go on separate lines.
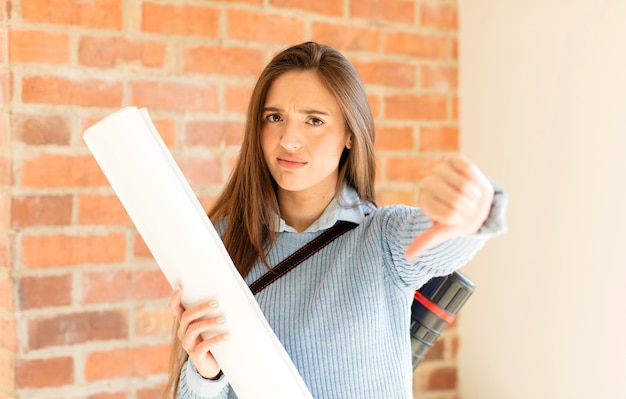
top-left (451, 37), bottom-right (458, 60)
top-left (0, 354), bottom-right (11, 392)
top-left (85, 344), bottom-right (170, 380)
top-left (384, 32), bottom-right (450, 60)
top-left (22, 76), bottom-right (123, 108)
top-left (137, 386), bottom-right (166, 399)
top-left (19, 274), bottom-right (72, 310)
top-left (21, 0), bottom-right (122, 29)
top-left (270, 0), bottom-right (343, 16)
top-left (0, 272), bottom-right (10, 311)
top-left (15, 356), bottom-right (73, 388)
top-left (227, 155), bottom-right (238, 175)
top-left (419, 126), bottom-right (458, 151)
top-left (198, 195), bottom-right (217, 215)
top-left (421, 2), bottom-right (458, 31)
top-left (78, 194), bottom-right (132, 226)
top-left (78, 36), bottom-right (166, 69)
top-left (368, 94), bottom-right (381, 119)
top-left (450, 333), bottom-right (459, 358)
top-left (420, 366), bottom-right (457, 390)
top-left (225, 84), bottom-right (253, 115)
top-left (131, 81), bottom-right (218, 112)
top-left (385, 94), bottom-right (447, 120)
top-left (176, 155), bottom-right (222, 187)
top-left (182, 46), bottom-right (265, 77)
top-left (82, 268), bottom-right (170, 304)
top-left (376, 189), bottom-right (415, 207)
top-left (20, 154), bottom-right (108, 188)
top-left (375, 125), bottom-right (414, 151)
top-left (0, 194), bottom-right (8, 228)
top-left (0, 155), bottom-right (11, 187)
top-left (22, 233), bottom-right (126, 268)
top-left (28, 310), bottom-right (128, 350)
top-left (0, 113), bottom-right (8, 147)
top-left (11, 194), bottom-right (73, 228)
top-left (185, 120), bottom-right (245, 148)
top-left (152, 118), bottom-right (176, 148)
top-left (0, 73), bottom-right (9, 109)
top-left (423, 337), bottom-right (445, 362)
top-left (133, 233), bottom-right (152, 260)
top-left (0, 318), bottom-right (16, 352)
top-left (421, 65), bottom-right (458, 90)
top-left (352, 59), bottom-right (415, 88)
top-left (451, 95), bottom-right (459, 121)
top-left (227, 9), bottom-right (305, 44)
top-left (12, 113), bottom-right (71, 145)
top-left (311, 22), bottom-right (380, 52)
top-left (135, 308), bottom-right (174, 338)
top-left (88, 393), bottom-right (125, 399)
top-left (9, 30), bottom-right (70, 64)
top-left (0, 236), bottom-right (10, 270)
top-left (385, 156), bottom-right (440, 181)
top-left (142, 3), bottom-right (220, 37)
top-left (374, 155), bottom-right (383, 183)
top-left (351, 0), bottom-right (414, 24)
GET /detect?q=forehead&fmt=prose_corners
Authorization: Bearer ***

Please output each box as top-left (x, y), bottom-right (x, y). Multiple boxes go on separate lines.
top-left (264, 70), bottom-right (340, 111)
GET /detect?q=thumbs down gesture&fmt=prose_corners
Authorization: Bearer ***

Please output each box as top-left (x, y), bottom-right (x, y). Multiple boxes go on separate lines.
top-left (406, 154), bottom-right (495, 260)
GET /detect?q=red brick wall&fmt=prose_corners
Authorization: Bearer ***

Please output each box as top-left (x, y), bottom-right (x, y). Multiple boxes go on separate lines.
top-left (0, 1), bottom-right (459, 398)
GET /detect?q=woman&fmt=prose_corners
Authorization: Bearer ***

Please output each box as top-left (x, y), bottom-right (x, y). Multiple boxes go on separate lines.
top-left (165, 41), bottom-right (506, 399)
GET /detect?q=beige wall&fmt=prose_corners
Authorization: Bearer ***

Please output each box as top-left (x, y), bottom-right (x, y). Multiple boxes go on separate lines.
top-left (458, 0), bottom-right (626, 397)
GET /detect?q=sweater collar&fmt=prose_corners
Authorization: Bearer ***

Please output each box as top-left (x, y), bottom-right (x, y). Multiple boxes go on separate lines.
top-left (275, 184), bottom-right (366, 233)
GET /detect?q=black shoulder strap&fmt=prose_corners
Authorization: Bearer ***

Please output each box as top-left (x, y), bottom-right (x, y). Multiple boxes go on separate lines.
top-left (249, 220), bottom-right (358, 295)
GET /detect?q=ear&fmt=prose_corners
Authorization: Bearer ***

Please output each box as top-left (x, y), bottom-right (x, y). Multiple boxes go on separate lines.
top-left (346, 135), bottom-right (353, 149)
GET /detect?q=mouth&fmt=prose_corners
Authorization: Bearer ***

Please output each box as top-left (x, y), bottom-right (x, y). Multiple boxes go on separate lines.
top-left (277, 156), bottom-right (307, 169)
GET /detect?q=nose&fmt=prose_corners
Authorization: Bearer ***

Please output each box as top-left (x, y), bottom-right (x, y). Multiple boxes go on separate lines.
top-left (279, 120), bottom-right (303, 151)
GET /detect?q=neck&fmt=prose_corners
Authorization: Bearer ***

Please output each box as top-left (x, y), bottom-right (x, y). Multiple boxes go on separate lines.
top-left (278, 182), bottom-right (338, 233)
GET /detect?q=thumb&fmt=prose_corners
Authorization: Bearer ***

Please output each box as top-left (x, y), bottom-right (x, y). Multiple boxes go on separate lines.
top-left (405, 222), bottom-right (454, 260)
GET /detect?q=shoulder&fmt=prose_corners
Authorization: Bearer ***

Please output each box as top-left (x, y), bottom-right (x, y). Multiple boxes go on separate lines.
top-left (363, 204), bottom-right (424, 228)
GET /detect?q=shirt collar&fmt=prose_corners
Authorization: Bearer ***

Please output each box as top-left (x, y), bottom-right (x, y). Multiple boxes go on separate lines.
top-left (275, 184), bottom-right (366, 233)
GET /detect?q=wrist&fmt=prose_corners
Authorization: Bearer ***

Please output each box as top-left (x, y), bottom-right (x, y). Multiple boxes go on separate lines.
top-left (207, 370), bottom-right (223, 381)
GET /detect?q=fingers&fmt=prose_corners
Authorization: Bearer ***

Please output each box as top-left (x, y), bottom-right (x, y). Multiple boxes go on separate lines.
top-left (419, 178), bottom-right (476, 225)
top-left (168, 285), bottom-right (185, 320)
top-left (419, 154), bottom-right (492, 226)
top-left (409, 154), bottom-right (495, 259)
top-left (167, 286), bottom-right (228, 379)
top-left (180, 314), bottom-right (229, 354)
top-left (178, 300), bottom-right (220, 340)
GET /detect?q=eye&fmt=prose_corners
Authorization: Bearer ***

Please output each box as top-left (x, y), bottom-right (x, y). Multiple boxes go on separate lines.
top-left (265, 113), bottom-right (282, 123)
top-left (307, 117), bottom-right (324, 126)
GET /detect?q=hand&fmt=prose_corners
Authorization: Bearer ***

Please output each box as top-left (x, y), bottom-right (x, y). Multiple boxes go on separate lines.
top-left (406, 154), bottom-right (494, 259)
top-left (168, 286), bottom-right (230, 379)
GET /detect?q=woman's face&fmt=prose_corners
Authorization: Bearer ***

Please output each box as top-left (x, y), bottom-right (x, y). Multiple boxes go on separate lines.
top-left (260, 70), bottom-right (351, 197)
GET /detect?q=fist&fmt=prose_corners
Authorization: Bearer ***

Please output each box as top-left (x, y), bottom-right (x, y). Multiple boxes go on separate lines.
top-left (406, 153), bottom-right (494, 259)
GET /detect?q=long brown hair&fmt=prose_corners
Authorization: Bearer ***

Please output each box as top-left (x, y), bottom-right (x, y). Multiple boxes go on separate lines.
top-left (163, 41), bottom-right (376, 397)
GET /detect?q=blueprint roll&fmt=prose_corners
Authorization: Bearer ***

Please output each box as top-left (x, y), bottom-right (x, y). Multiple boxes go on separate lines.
top-left (83, 106), bottom-right (313, 399)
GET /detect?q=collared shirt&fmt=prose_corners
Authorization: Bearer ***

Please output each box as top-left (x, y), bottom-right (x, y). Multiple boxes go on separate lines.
top-left (178, 183), bottom-right (508, 399)
top-left (275, 184), bottom-right (367, 233)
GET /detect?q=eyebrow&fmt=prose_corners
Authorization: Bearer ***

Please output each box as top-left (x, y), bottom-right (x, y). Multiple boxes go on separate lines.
top-left (262, 106), bottom-right (330, 116)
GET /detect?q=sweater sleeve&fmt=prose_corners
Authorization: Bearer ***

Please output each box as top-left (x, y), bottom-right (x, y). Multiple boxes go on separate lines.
top-left (176, 359), bottom-right (230, 399)
top-left (383, 182), bottom-right (508, 290)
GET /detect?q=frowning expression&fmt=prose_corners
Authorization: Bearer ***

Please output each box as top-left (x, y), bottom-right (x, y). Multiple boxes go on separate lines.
top-left (260, 70), bottom-right (352, 196)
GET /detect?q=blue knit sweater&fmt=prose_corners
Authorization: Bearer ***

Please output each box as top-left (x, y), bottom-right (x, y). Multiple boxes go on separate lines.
top-left (177, 185), bottom-right (507, 399)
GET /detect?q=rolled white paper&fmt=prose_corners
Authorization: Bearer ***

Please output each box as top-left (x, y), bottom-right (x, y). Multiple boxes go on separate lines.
top-left (83, 107), bottom-right (313, 399)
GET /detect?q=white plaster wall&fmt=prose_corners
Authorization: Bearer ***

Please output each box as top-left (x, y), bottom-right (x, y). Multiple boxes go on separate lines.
top-left (458, 1), bottom-right (626, 397)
